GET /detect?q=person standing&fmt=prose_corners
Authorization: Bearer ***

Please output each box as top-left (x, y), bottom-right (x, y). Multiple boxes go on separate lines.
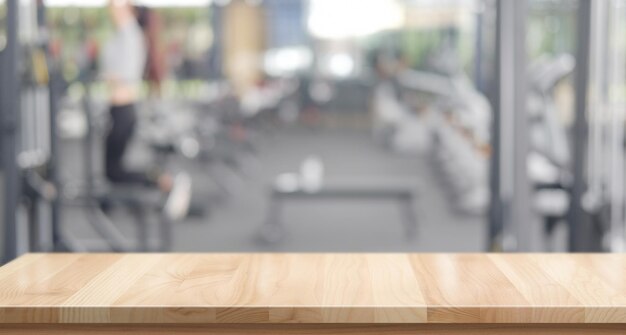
top-left (102, 0), bottom-right (171, 191)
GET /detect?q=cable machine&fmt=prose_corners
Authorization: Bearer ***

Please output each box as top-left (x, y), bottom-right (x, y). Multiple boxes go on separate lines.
top-left (1, 0), bottom-right (58, 263)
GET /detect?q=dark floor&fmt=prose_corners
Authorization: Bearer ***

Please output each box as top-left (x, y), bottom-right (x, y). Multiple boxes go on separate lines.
top-left (60, 125), bottom-right (485, 252)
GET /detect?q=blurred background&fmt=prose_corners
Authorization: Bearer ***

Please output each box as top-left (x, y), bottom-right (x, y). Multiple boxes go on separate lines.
top-left (0, 0), bottom-right (623, 262)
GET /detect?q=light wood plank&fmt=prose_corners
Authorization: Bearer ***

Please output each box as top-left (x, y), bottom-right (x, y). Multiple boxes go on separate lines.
top-left (529, 254), bottom-right (626, 323)
top-left (409, 254), bottom-right (532, 323)
top-left (60, 254), bottom-right (163, 323)
top-left (0, 254), bottom-right (123, 323)
top-left (365, 254), bottom-right (426, 323)
top-left (488, 254), bottom-right (584, 323)
top-left (1, 253), bottom-right (626, 324)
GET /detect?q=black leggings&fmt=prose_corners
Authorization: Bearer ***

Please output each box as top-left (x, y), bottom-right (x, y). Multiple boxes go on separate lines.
top-left (105, 104), bottom-right (154, 186)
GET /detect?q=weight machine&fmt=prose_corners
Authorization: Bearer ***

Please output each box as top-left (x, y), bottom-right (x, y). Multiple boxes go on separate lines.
top-left (58, 74), bottom-right (191, 253)
top-left (1, 0), bottom-right (61, 262)
top-left (1, 1), bottom-right (191, 261)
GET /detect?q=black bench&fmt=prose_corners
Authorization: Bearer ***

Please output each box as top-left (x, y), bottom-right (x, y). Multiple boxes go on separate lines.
top-left (260, 177), bottom-right (420, 243)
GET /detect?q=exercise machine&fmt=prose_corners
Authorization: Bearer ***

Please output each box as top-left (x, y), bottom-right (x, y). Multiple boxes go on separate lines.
top-left (525, 54), bottom-right (575, 249)
top-left (370, 46), bottom-right (492, 215)
top-left (1, 0), bottom-right (61, 261)
top-left (59, 74), bottom-right (191, 252)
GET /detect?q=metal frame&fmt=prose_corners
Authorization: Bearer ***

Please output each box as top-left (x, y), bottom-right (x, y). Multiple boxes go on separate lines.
top-left (568, 0), bottom-right (600, 252)
top-left (48, 56), bottom-right (63, 251)
top-left (606, 0), bottom-right (626, 252)
top-left (209, 3), bottom-right (225, 79)
top-left (487, 0), bottom-right (504, 251)
top-left (580, 0), bottom-right (624, 252)
top-left (35, 0), bottom-right (63, 252)
top-left (473, 0), bottom-right (485, 93)
top-left (489, 0), bottom-right (537, 251)
top-left (1, 0), bottom-right (20, 263)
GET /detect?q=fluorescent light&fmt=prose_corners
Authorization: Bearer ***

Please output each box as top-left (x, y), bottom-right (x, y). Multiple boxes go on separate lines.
top-left (328, 53), bottom-right (354, 77)
top-left (308, 0), bottom-right (404, 39)
top-left (43, 0), bottom-right (212, 7)
top-left (264, 47), bottom-right (313, 76)
top-left (135, 0), bottom-right (212, 7)
top-left (44, 0), bottom-right (105, 7)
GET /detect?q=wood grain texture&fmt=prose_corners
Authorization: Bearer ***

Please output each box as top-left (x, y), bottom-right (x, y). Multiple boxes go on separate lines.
top-left (1, 324), bottom-right (625, 335)
top-left (1, 253), bottom-right (626, 324)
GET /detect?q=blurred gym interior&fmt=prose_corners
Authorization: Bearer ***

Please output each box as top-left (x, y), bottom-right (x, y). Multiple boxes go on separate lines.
top-left (0, 0), bottom-right (623, 262)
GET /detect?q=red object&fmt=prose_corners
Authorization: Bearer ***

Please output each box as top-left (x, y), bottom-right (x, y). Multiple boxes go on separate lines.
top-left (144, 11), bottom-right (168, 84)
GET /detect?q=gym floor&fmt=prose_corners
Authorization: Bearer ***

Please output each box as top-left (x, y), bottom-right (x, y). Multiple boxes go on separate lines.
top-left (60, 123), bottom-right (485, 252)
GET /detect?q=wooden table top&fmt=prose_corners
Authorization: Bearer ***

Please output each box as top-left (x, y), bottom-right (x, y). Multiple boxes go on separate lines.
top-left (1, 253), bottom-right (625, 324)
